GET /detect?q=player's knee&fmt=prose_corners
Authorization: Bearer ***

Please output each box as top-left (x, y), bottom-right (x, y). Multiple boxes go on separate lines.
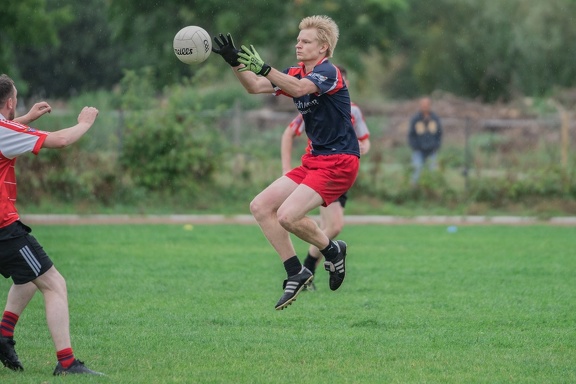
top-left (35, 266), bottom-right (67, 293)
top-left (278, 218), bottom-right (296, 233)
top-left (276, 209), bottom-right (295, 231)
top-left (250, 197), bottom-right (270, 221)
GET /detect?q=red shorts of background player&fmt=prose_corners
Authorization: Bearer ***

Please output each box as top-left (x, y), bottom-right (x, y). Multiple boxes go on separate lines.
top-left (285, 153), bottom-right (359, 207)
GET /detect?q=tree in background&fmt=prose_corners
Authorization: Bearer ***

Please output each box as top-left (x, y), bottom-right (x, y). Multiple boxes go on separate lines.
top-left (388, 0), bottom-right (576, 101)
top-left (4, 0), bottom-right (576, 102)
top-left (107, 0), bottom-right (406, 90)
top-left (0, 0), bottom-right (70, 95)
top-left (14, 0), bottom-right (124, 99)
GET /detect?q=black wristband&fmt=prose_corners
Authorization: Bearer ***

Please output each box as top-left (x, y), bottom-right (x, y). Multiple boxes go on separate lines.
top-left (259, 64), bottom-right (271, 76)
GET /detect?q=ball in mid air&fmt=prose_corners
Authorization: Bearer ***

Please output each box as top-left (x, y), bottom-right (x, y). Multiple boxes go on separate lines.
top-left (173, 26), bottom-right (212, 64)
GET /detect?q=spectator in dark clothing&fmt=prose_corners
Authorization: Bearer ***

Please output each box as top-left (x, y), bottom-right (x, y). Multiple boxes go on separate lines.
top-left (408, 97), bottom-right (442, 184)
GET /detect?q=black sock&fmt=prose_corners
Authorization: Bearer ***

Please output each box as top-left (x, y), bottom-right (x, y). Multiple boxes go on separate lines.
top-left (303, 253), bottom-right (318, 274)
top-left (283, 256), bottom-right (302, 277)
top-left (320, 240), bottom-right (338, 261)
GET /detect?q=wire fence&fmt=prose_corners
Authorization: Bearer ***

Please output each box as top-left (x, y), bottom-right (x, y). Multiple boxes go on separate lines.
top-left (378, 113), bottom-right (575, 189)
top-left (28, 104), bottom-right (576, 201)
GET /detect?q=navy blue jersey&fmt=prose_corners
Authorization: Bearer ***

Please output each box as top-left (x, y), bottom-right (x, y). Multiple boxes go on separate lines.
top-left (274, 59), bottom-right (360, 157)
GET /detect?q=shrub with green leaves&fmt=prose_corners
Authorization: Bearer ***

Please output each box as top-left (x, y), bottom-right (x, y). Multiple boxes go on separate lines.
top-left (119, 81), bottom-right (228, 195)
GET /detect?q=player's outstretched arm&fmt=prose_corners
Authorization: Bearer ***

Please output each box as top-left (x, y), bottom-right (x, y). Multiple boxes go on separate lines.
top-left (233, 67), bottom-right (274, 94)
top-left (43, 107), bottom-right (99, 149)
top-left (14, 102), bottom-right (52, 125)
top-left (211, 36), bottom-right (272, 94)
top-left (237, 44), bottom-right (318, 97)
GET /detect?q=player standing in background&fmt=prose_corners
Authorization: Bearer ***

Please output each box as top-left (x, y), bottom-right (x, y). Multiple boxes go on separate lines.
top-left (280, 66), bottom-right (370, 290)
top-left (212, 15), bottom-right (360, 310)
top-left (0, 74), bottom-right (103, 376)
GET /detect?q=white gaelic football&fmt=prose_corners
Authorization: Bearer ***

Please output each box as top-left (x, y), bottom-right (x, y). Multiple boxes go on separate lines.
top-left (173, 26), bottom-right (212, 64)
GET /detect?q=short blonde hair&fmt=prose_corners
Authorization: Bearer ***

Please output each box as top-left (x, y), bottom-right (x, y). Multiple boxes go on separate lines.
top-left (299, 15), bottom-right (339, 58)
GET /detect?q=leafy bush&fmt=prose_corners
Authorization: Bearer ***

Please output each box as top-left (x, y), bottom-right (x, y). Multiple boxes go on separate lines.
top-left (118, 80), bottom-right (229, 195)
top-left (467, 166), bottom-right (576, 206)
top-left (17, 148), bottom-right (120, 206)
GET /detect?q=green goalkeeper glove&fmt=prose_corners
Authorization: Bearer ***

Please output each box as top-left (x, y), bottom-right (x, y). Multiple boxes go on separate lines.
top-left (237, 45), bottom-right (271, 76)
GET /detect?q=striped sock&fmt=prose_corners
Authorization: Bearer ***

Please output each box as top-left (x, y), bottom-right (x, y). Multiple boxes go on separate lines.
top-left (0, 311), bottom-right (19, 338)
top-left (57, 348), bottom-right (76, 369)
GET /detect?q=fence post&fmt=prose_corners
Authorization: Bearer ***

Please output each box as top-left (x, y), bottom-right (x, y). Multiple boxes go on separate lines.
top-left (232, 100), bottom-right (242, 147)
top-left (463, 117), bottom-right (471, 191)
top-left (118, 109), bottom-right (125, 153)
top-left (560, 110), bottom-right (569, 170)
top-left (550, 99), bottom-right (569, 170)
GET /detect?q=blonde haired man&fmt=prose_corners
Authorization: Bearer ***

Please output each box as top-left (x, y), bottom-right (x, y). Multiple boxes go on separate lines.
top-left (212, 15), bottom-right (360, 310)
top-left (281, 66), bottom-right (370, 289)
top-left (298, 15), bottom-right (339, 58)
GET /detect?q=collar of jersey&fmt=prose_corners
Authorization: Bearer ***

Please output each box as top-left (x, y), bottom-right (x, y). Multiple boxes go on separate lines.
top-left (297, 57), bottom-right (328, 75)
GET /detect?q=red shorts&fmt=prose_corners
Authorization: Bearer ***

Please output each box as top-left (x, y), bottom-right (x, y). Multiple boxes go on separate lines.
top-left (286, 153), bottom-right (359, 206)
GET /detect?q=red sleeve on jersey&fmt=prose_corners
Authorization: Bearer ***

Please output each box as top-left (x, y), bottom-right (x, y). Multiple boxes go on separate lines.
top-left (288, 115), bottom-right (304, 136)
top-left (326, 66), bottom-right (346, 96)
top-left (0, 120), bottom-right (49, 158)
top-left (33, 134), bottom-right (47, 154)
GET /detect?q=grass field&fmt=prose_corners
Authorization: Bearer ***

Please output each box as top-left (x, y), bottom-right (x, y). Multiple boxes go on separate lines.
top-left (1, 223), bottom-right (575, 383)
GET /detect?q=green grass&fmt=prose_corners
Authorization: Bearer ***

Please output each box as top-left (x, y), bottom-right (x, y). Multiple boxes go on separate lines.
top-left (1, 224), bottom-right (575, 383)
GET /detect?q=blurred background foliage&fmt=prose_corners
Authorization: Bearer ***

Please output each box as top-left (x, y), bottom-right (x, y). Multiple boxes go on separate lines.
top-left (2, 0), bottom-right (576, 101)
top-left (2, 0), bottom-right (576, 216)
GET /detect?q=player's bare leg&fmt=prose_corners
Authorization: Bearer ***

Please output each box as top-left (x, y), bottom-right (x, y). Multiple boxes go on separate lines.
top-left (1, 282), bottom-right (36, 371)
top-left (32, 267), bottom-right (72, 351)
top-left (251, 179), bottom-right (319, 309)
top-left (250, 176), bottom-right (300, 262)
top-left (32, 267), bottom-right (103, 375)
top-left (278, 185), bottom-right (348, 291)
top-left (309, 202), bottom-right (345, 260)
top-left (303, 203), bottom-right (345, 290)
top-left (4, 282), bottom-right (37, 316)
top-left (276, 184), bottom-right (331, 249)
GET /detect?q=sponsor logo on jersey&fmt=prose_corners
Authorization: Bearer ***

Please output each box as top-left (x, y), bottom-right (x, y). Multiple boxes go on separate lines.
top-left (309, 73), bottom-right (328, 84)
top-left (295, 99), bottom-right (319, 113)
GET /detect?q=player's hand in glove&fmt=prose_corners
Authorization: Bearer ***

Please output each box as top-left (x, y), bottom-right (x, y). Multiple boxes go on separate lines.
top-left (237, 45), bottom-right (271, 76)
top-left (212, 33), bottom-right (240, 66)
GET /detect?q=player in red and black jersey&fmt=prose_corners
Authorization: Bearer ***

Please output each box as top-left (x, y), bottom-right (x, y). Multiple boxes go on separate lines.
top-left (213, 15), bottom-right (359, 310)
top-left (0, 74), bottom-right (102, 376)
top-left (281, 66), bottom-right (371, 290)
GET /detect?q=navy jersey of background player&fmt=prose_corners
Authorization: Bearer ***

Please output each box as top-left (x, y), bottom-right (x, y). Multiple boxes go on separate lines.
top-left (274, 59), bottom-right (360, 157)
